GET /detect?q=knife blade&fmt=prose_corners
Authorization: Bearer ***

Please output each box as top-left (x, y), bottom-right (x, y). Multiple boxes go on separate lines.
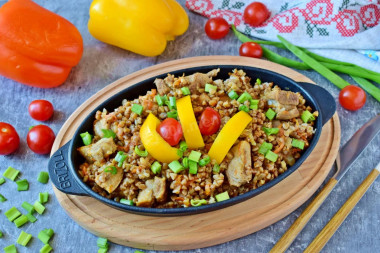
top-left (270, 114), bottom-right (380, 253)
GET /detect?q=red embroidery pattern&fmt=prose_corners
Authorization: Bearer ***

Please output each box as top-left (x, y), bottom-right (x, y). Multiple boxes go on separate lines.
top-left (272, 10), bottom-right (299, 33)
top-left (300, 0), bottom-right (334, 25)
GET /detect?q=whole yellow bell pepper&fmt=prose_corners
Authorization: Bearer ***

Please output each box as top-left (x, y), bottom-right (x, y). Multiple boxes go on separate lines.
top-left (88, 0), bottom-right (189, 57)
top-left (140, 113), bottom-right (180, 163)
top-left (208, 111), bottom-right (252, 164)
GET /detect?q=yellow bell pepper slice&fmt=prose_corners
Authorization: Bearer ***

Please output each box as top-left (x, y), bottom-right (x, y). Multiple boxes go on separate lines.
top-left (208, 111), bottom-right (252, 164)
top-left (140, 113), bottom-right (180, 163)
top-left (176, 96), bottom-right (205, 149)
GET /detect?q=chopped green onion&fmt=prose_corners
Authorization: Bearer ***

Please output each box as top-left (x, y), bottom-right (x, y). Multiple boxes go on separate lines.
top-left (161, 95), bottom-right (168, 104)
top-left (262, 127), bottom-right (279, 136)
top-left (0, 193), bottom-right (6, 202)
top-left (0, 231), bottom-right (2, 238)
top-left (26, 213), bottom-right (37, 223)
top-left (188, 150), bottom-right (201, 163)
top-left (215, 191), bottom-right (230, 202)
top-left (265, 108), bottom-right (276, 120)
top-left (98, 248), bottom-right (108, 253)
top-left (104, 166), bottom-right (117, 175)
top-left (5, 207), bottom-right (21, 221)
top-left (199, 156), bottom-right (210, 167)
top-left (205, 83), bottom-right (217, 93)
top-left (97, 237), bottom-right (108, 248)
top-left (80, 132), bottom-right (92, 146)
top-left (249, 104), bottom-right (258, 110)
top-left (134, 251), bottom-right (145, 253)
top-left (190, 199), bottom-right (207, 207)
top-left (256, 78), bottom-right (262, 85)
top-left (40, 244), bottom-right (53, 253)
top-left (228, 90), bottom-right (238, 100)
top-left (168, 160), bottom-right (184, 173)
top-left (155, 95), bottom-right (164, 106)
top-left (135, 146), bottom-right (148, 157)
top-left (292, 139), bottom-right (305, 150)
top-left (258, 142), bottom-right (273, 155)
top-left (43, 229), bottom-right (54, 238)
top-left (101, 129), bottom-right (116, 139)
top-left (39, 192), bottom-right (49, 204)
top-left (237, 92), bottom-right (252, 104)
top-left (17, 231), bottom-right (32, 246)
top-left (301, 110), bottom-right (315, 123)
top-left (179, 141), bottom-right (188, 152)
top-left (213, 164), bottom-right (220, 173)
top-left (169, 96), bottom-right (176, 110)
top-left (182, 157), bottom-right (189, 169)
top-left (265, 150), bottom-right (278, 162)
top-left (0, 177), bottom-right (5, 185)
top-left (239, 105), bottom-right (249, 113)
top-left (132, 104), bottom-right (143, 115)
top-left (115, 151), bottom-right (127, 167)
top-left (38, 230), bottom-right (52, 244)
top-left (188, 160), bottom-right (198, 175)
top-left (3, 167), bottom-right (20, 181)
top-left (14, 215), bottom-right (28, 228)
top-left (33, 201), bottom-right (45, 215)
top-left (250, 99), bottom-right (259, 105)
top-left (120, 198), bottom-right (134, 206)
top-left (4, 245), bottom-right (17, 253)
top-left (37, 171), bottom-right (49, 184)
top-left (167, 110), bottom-right (178, 119)
top-left (151, 161), bottom-right (162, 174)
top-left (177, 149), bottom-right (183, 157)
top-left (181, 87), bottom-right (191, 95)
top-left (21, 202), bottom-right (34, 213)
top-left (16, 179), bottom-right (29, 191)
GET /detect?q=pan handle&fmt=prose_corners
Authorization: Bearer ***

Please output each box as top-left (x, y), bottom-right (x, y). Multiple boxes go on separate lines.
top-left (298, 82), bottom-right (336, 126)
top-left (48, 142), bottom-right (88, 196)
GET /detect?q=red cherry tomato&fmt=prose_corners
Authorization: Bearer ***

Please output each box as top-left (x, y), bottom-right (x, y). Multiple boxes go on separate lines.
top-left (27, 125), bottom-right (55, 154)
top-left (239, 42), bottom-right (263, 58)
top-left (0, 122), bottom-right (20, 155)
top-left (205, 17), bottom-right (230, 40)
top-left (243, 2), bottom-right (270, 27)
top-left (28, 100), bottom-right (54, 121)
top-left (199, 107), bottom-right (221, 136)
top-left (339, 85), bottom-right (366, 111)
top-left (157, 118), bottom-right (183, 146)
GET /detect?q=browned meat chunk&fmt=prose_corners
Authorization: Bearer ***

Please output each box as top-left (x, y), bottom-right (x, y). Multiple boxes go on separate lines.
top-left (95, 166), bottom-right (123, 193)
top-left (78, 137), bottom-right (117, 163)
top-left (267, 90), bottom-right (299, 105)
top-left (186, 69), bottom-right (219, 94)
top-left (94, 118), bottom-right (109, 138)
top-left (154, 78), bottom-right (170, 95)
top-left (226, 141), bottom-right (252, 187)
top-left (152, 177), bottom-right (166, 202)
top-left (137, 179), bottom-right (154, 207)
top-left (276, 107), bottom-right (300, 120)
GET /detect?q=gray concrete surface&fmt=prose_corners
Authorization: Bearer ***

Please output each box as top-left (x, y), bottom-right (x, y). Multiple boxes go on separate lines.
top-left (0, 0), bottom-right (379, 252)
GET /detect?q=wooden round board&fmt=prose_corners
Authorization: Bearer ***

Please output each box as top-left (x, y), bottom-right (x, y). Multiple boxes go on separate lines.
top-left (51, 56), bottom-right (340, 251)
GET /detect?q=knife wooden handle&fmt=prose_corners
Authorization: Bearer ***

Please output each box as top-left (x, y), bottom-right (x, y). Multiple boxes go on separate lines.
top-left (270, 178), bottom-right (338, 253)
top-left (304, 169), bottom-right (380, 253)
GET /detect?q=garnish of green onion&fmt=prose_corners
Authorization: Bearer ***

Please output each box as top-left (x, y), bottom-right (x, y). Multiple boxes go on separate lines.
top-left (3, 245), bottom-right (17, 253)
top-left (188, 150), bottom-right (201, 163)
top-left (155, 95), bottom-right (164, 106)
top-left (213, 164), bottom-right (220, 173)
top-left (179, 141), bottom-right (188, 152)
top-left (0, 231), bottom-right (3, 238)
top-left (169, 96), bottom-right (176, 110)
top-left (98, 248), bottom-right (108, 253)
top-left (33, 201), bottom-right (45, 215)
top-left (16, 179), bottom-right (29, 191)
top-left (250, 99), bottom-right (259, 110)
top-left (265, 150), bottom-right (278, 162)
top-left (43, 228), bottom-right (54, 238)
top-left (262, 127), bottom-right (279, 136)
top-left (17, 231), bottom-right (32, 246)
top-left (177, 149), bottom-right (183, 157)
top-left (301, 110), bottom-right (315, 123)
top-left (101, 129), bottom-right (116, 139)
top-left (97, 237), bottom-right (109, 248)
top-left (3, 167), bottom-right (20, 181)
top-left (0, 177), bottom-right (5, 185)
top-left (132, 103), bottom-right (143, 115)
top-left (14, 215), bottom-right (28, 228)
top-left (199, 156), bottom-right (210, 167)
top-left (39, 192), bottom-right (49, 204)
top-left (265, 108), bottom-right (276, 120)
top-left (26, 213), bottom-right (37, 223)
top-left (190, 199), bottom-right (207, 207)
top-left (215, 191), bottom-right (230, 202)
top-left (167, 110), bottom-right (178, 119)
top-left (292, 139), bottom-right (305, 150)
top-left (134, 251), bottom-right (145, 253)
top-left (115, 151), bottom-right (127, 167)
top-left (188, 160), bottom-right (198, 175)
top-left (5, 207), bottom-right (21, 221)
top-left (135, 146), bottom-right (148, 157)
top-left (258, 142), bottom-right (273, 155)
top-left (256, 78), bottom-right (262, 85)
top-left (37, 171), bottom-right (49, 184)
top-left (237, 92), bottom-right (252, 104)
top-left (104, 166), bottom-right (117, 175)
top-left (205, 83), bottom-right (217, 93)
top-left (169, 160), bottom-right (184, 173)
top-left (250, 104), bottom-right (258, 110)
top-left (80, 132), bottom-right (92, 146)
top-left (120, 198), bottom-right (134, 206)
top-left (182, 157), bottom-right (189, 169)
top-left (0, 193), bottom-right (7, 202)
top-left (239, 105), bottom-right (249, 113)
top-left (38, 229), bottom-right (53, 244)
top-left (228, 90), bottom-right (238, 100)
top-left (181, 87), bottom-right (191, 95)
top-left (21, 201), bottom-right (34, 213)
top-left (40, 244), bottom-right (53, 253)
top-left (151, 161), bottom-right (162, 174)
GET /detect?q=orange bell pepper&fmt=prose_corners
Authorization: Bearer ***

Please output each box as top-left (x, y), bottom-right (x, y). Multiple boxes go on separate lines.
top-left (0, 0), bottom-right (83, 88)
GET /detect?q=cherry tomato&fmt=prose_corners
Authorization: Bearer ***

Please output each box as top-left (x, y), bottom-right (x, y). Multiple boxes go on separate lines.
top-left (205, 17), bottom-right (230, 40)
top-left (157, 118), bottom-right (183, 146)
top-left (0, 122), bottom-right (20, 155)
top-left (28, 100), bottom-right (54, 121)
top-left (239, 42), bottom-right (263, 58)
top-left (243, 2), bottom-right (270, 27)
top-left (339, 85), bottom-right (366, 111)
top-left (27, 125), bottom-right (55, 154)
top-left (199, 107), bottom-right (221, 136)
